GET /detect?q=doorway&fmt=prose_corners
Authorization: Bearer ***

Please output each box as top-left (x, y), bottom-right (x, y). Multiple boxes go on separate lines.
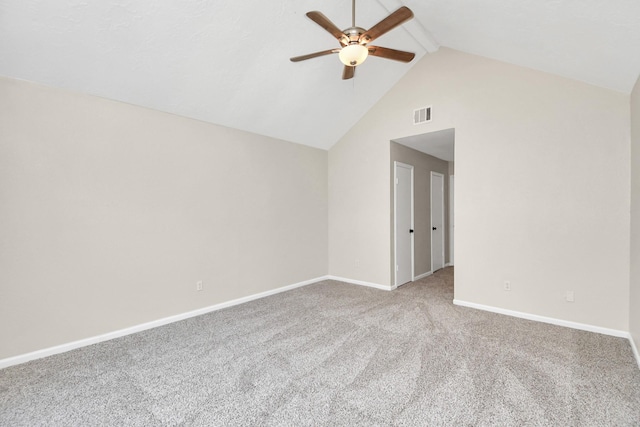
top-left (390, 128), bottom-right (454, 287)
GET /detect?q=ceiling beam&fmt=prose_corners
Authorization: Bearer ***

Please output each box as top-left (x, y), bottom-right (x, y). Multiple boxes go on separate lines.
top-left (374, 0), bottom-right (440, 53)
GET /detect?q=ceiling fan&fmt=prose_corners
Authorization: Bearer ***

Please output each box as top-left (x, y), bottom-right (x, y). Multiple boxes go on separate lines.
top-left (290, 0), bottom-right (416, 80)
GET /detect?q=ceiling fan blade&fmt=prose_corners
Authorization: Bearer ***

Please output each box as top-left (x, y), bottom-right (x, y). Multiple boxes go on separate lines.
top-left (306, 11), bottom-right (348, 45)
top-left (367, 46), bottom-right (415, 63)
top-left (359, 6), bottom-right (414, 44)
top-left (290, 49), bottom-right (339, 62)
top-left (342, 66), bottom-right (355, 80)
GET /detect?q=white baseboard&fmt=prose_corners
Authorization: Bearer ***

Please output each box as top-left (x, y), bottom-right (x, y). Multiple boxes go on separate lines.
top-left (0, 276), bottom-right (327, 370)
top-left (453, 299), bottom-right (629, 338)
top-left (324, 275), bottom-right (392, 291)
top-left (445, 262), bottom-right (454, 267)
top-left (7, 281), bottom-right (635, 371)
top-left (630, 335), bottom-right (640, 370)
top-left (414, 271), bottom-right (433, 280)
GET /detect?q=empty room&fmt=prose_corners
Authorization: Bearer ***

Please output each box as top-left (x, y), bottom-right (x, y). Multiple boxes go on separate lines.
top-left (2, 0), bottom-right (640, 425)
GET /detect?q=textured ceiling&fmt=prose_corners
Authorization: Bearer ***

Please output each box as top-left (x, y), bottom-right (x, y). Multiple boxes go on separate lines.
top-left (394, 128), bottom-right (455, 162)
top-left (2, 0), bottom-right (640, 150)
top-left (407, 0), bottom-right (640, 94)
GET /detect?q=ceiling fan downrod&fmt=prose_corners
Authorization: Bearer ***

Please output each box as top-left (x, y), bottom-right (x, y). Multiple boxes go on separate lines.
top-left (352, 0), bottom-right (356, 28)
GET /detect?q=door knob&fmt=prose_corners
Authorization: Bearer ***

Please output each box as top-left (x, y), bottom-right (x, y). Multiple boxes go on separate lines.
top-left (432, 227), bottom-right (437, 230)
top-left (409, 229), bottom-right (414, 233)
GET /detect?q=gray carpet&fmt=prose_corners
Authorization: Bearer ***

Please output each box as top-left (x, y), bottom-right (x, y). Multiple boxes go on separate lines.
top-left (1, 268), bottom-right (640, 426)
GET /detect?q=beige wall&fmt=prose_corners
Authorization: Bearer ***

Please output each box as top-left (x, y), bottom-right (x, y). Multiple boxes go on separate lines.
top-left (328, 123), bottom-right (390, 285)
top-left (329, 48), bottom-right (630, 330)
top-left (2, 51), bottom-right (635, 361)
top-left (631, 75), bottom-right (640, 349)
top-left (390, 142), bottom-right (449, 282)
top-left (0, 77), bottom-right (328, 359)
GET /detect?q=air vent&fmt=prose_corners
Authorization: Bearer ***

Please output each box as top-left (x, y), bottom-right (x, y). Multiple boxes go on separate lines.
top-left (413, 106), bottom-right (432, 125)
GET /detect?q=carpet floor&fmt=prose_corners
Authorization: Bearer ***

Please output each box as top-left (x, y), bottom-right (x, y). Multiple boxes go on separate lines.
top-left (1, 268), bottom-right (640, 426)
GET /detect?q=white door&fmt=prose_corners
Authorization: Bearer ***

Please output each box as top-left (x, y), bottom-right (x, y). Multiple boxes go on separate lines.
top-left (394, 162), bottom-right (414, 287)
top-left (431, 172), bottom-right (445, 272)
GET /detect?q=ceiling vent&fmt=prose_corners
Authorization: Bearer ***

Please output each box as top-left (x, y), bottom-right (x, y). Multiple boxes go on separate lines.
top-left (413, 106), bottom-right (432, 125)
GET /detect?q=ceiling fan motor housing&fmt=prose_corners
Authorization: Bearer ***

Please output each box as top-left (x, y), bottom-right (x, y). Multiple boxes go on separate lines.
top-left (343, 27), bottom-right (367, 45)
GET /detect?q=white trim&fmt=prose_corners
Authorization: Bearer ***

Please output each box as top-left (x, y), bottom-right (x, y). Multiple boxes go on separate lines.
top-left (393, 161), bottom-right (398, 287)
top-left (449, 174), bottom-right (454, 266)
top-left (325, 275), bottom-right (393, 291)
top-left (414, 271), bottom-right (433, 280)
top-left (0, 276), bottom-right (327, 370)
top-left (630, 335), bottom-right (640, 370)
top-left (453, 299), bottom-right (629, 338)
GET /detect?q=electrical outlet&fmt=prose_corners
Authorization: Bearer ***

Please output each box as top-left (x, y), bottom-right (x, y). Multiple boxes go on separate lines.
top-left (196, 280), bottom-right (203, 291)
top-left (566, 290), bottom-right (574, 302)
top-left (504, 281), bottom-right (511, 291)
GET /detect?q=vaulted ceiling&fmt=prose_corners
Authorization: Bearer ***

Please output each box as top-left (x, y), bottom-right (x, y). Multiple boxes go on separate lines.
top-left (2, 0), bottom-right (640, 150)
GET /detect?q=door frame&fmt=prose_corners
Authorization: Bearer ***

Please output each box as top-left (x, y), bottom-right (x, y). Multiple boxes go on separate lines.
top-left (394, 161), bottom-right (414, 287)
top-left (449, 174), bottom-right (454, 266)
top-left (430, 171), bottom-right (445, 273)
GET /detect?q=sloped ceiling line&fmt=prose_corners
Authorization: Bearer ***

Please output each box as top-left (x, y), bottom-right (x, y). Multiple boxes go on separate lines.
top-left (2, 0), bottom-right (640, 150)
top-left (374, 0), bottom-right (440, 52)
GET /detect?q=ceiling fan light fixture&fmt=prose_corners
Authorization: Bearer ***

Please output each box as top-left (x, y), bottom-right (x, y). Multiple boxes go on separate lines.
top-left (339, 43), bottom-right (368, 66)
top-left (290, 2), bottom-right (415, 79)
